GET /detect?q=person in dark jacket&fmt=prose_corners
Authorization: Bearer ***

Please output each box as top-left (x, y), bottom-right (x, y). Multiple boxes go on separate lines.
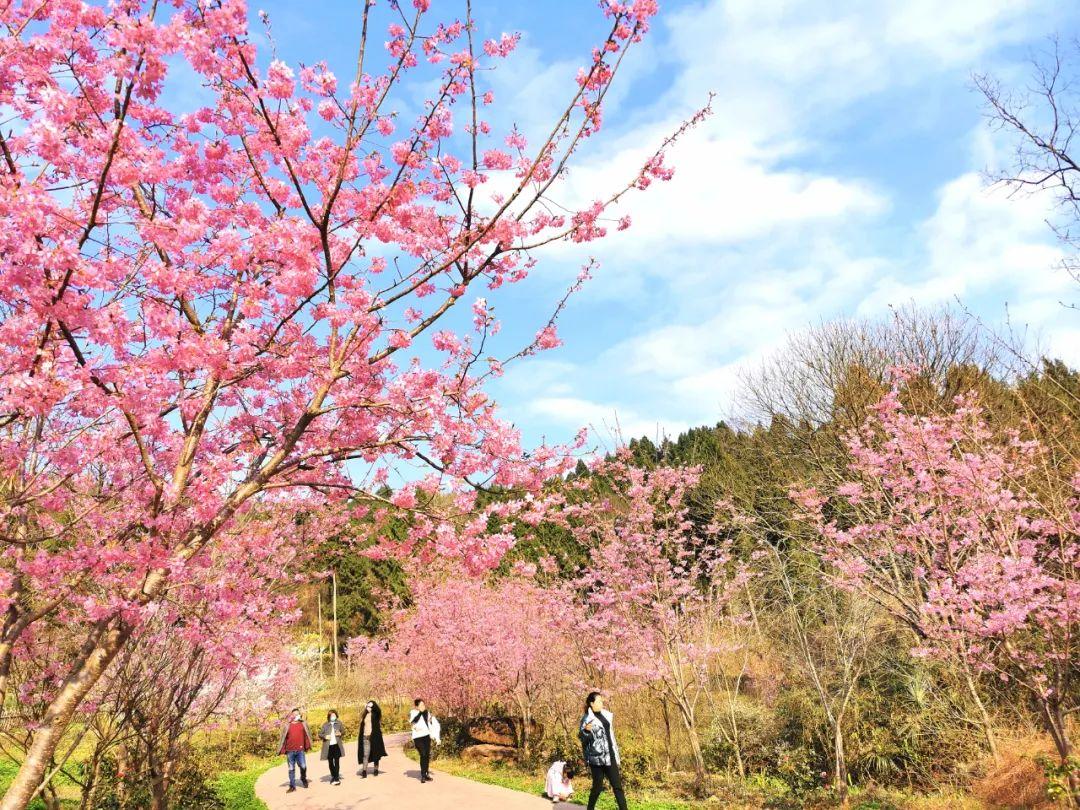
top-left (357, 700), bottom-right (388, 777)
top-left (277, 708), bottom-right (313, 793)
top-left (579, 692), bottom-right (627, 810)
top-left (318, 709), bottom-right (347, 786)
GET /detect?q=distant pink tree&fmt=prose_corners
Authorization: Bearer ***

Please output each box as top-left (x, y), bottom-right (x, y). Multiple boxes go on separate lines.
top-left (362, 573), bottom-right (576, 757)
top-left (569, 457), bottom-right (748, 784)
top-left (794, 380), bottom-right (1080, 801)
top-left (0, 0), bottom-right (696, 804)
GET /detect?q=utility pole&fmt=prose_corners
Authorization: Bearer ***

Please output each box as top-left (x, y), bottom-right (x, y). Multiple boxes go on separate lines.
top-left (317, 589), bottom-right (325, 679)
top-left (332, 569), bottom-right (339, 682)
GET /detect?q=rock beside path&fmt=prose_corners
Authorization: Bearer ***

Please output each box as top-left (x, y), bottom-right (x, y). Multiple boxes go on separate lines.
top-left (460, 743), bottom-right (517, 764)
top-left (465, 716), bottom-right (540, 747)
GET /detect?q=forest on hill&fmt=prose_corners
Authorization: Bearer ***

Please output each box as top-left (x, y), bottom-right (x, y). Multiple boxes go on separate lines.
top-left (316, 306), bottom-right (1080, 808)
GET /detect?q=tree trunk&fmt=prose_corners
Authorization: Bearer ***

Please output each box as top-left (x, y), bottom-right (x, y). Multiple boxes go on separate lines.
top-left (317, 589), bottom-right (325, 679)
top-left (40, 781), bottom-right (60, 810)
top-left (149, 766), bottom-right (169, 810)
top-left (521, 705), bottom-right (531, 760)
top-left (962, 667), bottom-right (999, 759)
top-left (78, 747), bottom-right (103, 810)
top-left (660, 698), bottom-right (673, 771)
top-left (1039, 697), bottom-right (1079, 808)
top-left (686, 724), bottom-right (707, 790)
top-left (743, 580), bottom-right (764, 643)
top-left (727, 694), bottom-right (745, 779)
top-left (148, 742), bottom-right (178, 810)
top-left (0, 574), bottom-right (25, 712)
top-left (147, 746), bottom-right (165, 810)
top-left (0, 620), bottom-right (131, 810)
top-left (0, 639), bottom-right (12, 718)
top-left (116, 743), bottom-right (130, 806)
top-left (833, 720), bottom-right (848, 804)
top-left (675, 699), bottom-right (707, 790)
top-left (332, 570), bottom-right (339, 682)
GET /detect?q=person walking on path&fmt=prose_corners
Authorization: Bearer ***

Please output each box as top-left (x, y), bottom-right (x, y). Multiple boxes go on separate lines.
top-left (358, 700), bottom-right (388, 778)
top-left (318, 709), bottom-right (347, 786)
top-left (278, 708), bottom-right (313, 793)
top-left (409, 698), bottom-right (441, 784)
top-left (579, 692), bottom-right (628, 810)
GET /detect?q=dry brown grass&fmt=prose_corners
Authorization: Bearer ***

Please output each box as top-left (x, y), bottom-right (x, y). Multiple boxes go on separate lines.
top-left (971, 736), bottom-right (1055, 809)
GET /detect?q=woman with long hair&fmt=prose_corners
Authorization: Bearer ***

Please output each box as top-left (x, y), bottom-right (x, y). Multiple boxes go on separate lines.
top-left (579, 692), bottom-right (627, 810)
top-left (357, 700), bottom-right (388, 777)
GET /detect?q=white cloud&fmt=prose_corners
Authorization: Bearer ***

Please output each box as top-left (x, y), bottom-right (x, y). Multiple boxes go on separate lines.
top-left (522, 0), bottom-right (1058, 272)
top-left (858, 172), bottom-right (1067, 312)
top-left (552, 126), bottom-right (887, 257)
top-left (666, 0), bottom-right (1057, 121)
top-left (525, 396), bottom-right (692, 448)
top-left (490, 0), bottom-right (1075, 445)
top-left (603, 245), bottom-right (885, 406)
top-left (495, 358), bottom-right (578, 399)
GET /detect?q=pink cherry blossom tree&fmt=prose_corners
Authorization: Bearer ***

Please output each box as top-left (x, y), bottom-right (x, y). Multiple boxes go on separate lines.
top-left (568, 457), bottom-right (749, 786)
top-left (794, 378), bottom-right (1080, 803)
top-left (354, 571), bottom-right (576, 758)
top-left (5, 504), bottom-right (303, 807)
top-left (0, 0), bottom-right (695, 804)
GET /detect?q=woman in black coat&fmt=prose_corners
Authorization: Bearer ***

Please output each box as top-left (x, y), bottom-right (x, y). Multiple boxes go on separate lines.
top-left (358, 700), bottom-right (388, 777)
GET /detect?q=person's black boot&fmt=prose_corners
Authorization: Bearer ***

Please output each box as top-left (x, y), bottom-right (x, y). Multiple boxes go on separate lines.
top-left (300, 767), bottom-right (308, 788)
top-left (361, 770), bottom-right (367, 779)
top-left (373, 764), bottom-right (379, 776)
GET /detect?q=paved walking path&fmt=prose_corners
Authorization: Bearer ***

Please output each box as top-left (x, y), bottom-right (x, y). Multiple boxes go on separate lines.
top-left (255, 733), bottom-right (577, 809)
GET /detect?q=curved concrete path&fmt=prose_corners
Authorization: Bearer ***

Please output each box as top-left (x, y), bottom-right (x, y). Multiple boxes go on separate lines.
top-left (255, 733), bottom-right (576, 809)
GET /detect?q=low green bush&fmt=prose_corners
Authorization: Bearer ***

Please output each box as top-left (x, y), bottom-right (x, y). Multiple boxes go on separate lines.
top-left (0, 761), bottom-right (56, 810)
top-left (90, 753), bottom-right (223, 810)
top-left (211, 760), bottom-right (273, 810)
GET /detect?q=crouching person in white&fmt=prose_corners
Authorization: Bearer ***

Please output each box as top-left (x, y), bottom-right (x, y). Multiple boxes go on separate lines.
top-left (545, 760), bottom-right (577, 803)
top-left (409, 698), bottom-right (441, 783)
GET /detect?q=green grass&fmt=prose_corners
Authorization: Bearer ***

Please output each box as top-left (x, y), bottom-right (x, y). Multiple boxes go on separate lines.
top-left (211, 757), bottom-right (276, 810)
top-left (409, 751), bottom-right (698, 810)
top-left (1, 755), bottom-right (275, 810)
top-left (0, 759), bottom-right (80, 809)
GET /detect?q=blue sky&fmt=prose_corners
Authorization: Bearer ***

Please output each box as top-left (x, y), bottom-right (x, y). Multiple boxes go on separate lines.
top-left (254, 0), bottom-right (1080, 451)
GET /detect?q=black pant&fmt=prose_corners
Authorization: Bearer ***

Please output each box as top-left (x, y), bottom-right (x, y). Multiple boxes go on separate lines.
top-left (588, 762), bottom-right (627, 810)
top-left (327, 744), bottom-right (341, 781)
top-left (414, 735), bottom-right (431, 778)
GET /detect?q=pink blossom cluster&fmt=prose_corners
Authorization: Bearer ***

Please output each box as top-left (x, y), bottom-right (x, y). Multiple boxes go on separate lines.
top-left (565, 456), bottom-right (749, 686)
top-left (349, 574), bottom-right (576, 719)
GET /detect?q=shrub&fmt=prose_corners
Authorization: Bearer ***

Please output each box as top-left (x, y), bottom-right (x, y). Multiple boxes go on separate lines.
top-left (212, 762), bottom-right (272, 810)
top-left (772, 742), bottom-right (821, 796)
top-left (615, 734), bottom-right (665, 790)
top-left (421, 715), bottom-right (471, 759)
top-left (91, 752), bottom-right (225, 810)
top-left (703, 698), bottom-right (782, 775)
